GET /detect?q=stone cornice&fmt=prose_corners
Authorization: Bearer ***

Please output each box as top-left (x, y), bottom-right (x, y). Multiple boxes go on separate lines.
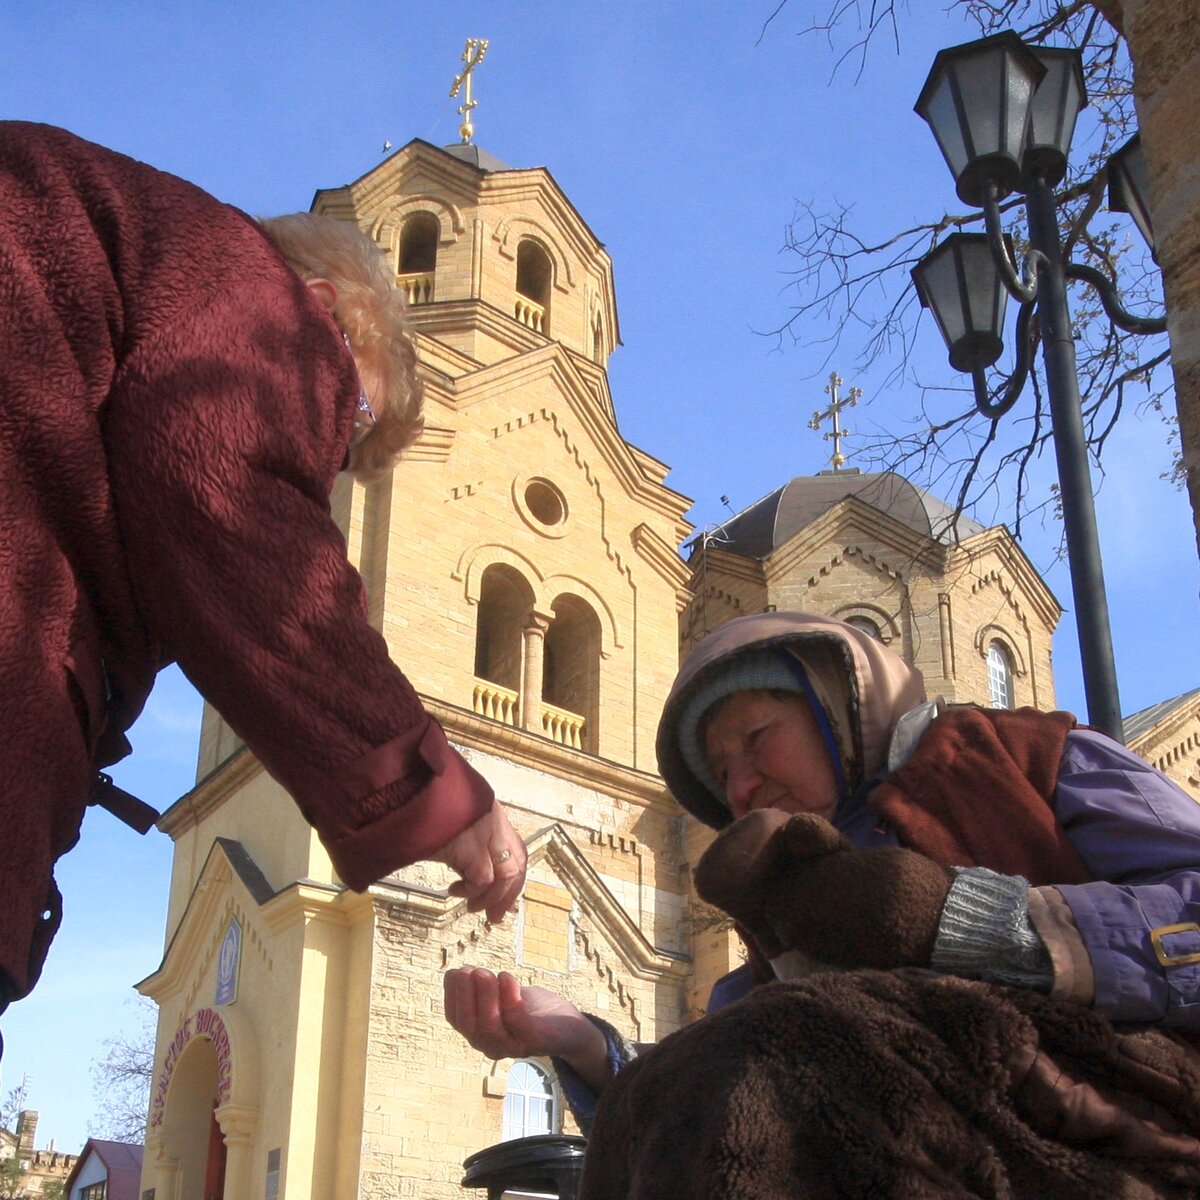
top-left (412, 330), bottom-right (485, 379)
top-left (158, 748), bottom-right (262, 840)
top-left (1128, 691), bottom-right (1200, 760)
top-left (159, 695), bottom-right (678, 846)
top-left (403, 424), bottom-right (456, 463)
top-left (137, 839), bottom-right (257, 1000)
top-left (768, 497), bottom-right (945, 579)
top-left (630, 522), bottom-right (691, 601)
top-left (688, 542), bottom-right (766, 587)
top-left (452, 348), bottom-right (692, 525)
top-left (537, 825), bottom-right (691, 980)
top-left (314, 140), bottom-right (487, 219)
top-left (408, 298), bottom-right (547, 359)
top-left (261, 880), bottom-right (374, 935)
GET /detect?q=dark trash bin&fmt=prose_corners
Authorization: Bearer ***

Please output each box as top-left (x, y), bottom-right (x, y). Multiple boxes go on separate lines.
top-left (461, 1133), bottom-right (587, 1200)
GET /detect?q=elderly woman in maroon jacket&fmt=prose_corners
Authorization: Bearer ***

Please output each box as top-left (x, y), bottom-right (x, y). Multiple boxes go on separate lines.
top-left (0, 122), bottom-right (525, 1023)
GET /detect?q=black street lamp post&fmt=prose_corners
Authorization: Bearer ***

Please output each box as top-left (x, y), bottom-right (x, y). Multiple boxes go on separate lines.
top-left (910, 32), bottom-right (1165, 743)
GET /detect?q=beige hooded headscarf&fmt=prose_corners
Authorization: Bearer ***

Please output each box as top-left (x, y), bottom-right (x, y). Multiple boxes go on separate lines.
top-left (657, 612), bottom-right (927, 829)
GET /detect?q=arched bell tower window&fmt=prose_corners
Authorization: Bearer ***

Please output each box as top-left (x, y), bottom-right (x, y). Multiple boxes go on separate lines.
top-left (987, 641), bottom-right (1015, 709)
top-left (515, 239), bottom-right (552, 335)
top-left (474, 564), bottom-right (535, 725)
top-left (543, 594), bottom-right (600, 752)
top-left (398, 212), bottom-right (438, 305)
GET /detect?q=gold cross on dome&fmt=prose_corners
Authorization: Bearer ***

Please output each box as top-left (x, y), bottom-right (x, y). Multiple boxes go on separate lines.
top-left (808, 371), bottom-right (862, 472)
top-left (449, 38), bottom-right (489, 145)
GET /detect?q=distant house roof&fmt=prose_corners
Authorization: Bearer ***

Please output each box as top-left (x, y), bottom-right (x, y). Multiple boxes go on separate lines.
top-left (1124, 686), bottom-right (1200, 743)
top-left (696, 470), bottom-right (987, 561)
top-left (63, 1139), bottom-right (143, 1200)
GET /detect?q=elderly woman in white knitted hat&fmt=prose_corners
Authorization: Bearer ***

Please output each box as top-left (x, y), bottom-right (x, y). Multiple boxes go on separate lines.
top-left (447, 612), bottom-right (1200, 1196)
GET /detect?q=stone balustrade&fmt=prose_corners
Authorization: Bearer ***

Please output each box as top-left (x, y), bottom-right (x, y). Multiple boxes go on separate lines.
top-left (473, 679), bottom-right (519, 726)
top-left (541, 701), bottom-right (585, 750)
top-left (398, 271), bottom-right (435, 305)
top-left (514, 295), bottom-right (546, 333)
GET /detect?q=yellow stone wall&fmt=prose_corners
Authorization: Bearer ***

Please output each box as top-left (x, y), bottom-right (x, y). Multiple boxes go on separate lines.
top-left (146, 139), bottom-right (694, 1199)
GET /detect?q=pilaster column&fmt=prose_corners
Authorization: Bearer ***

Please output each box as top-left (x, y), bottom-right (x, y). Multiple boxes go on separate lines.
top-left (520, 611), bottom-right (553, 733)
top-left (215, 1102), bottom-right (258, 1200)
top-left (151, 1143), bottom-right (182, 1200)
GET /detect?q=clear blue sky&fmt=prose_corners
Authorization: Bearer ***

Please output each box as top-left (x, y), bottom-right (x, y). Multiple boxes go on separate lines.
top-left (2, 1), bottom-right (1196, 1151)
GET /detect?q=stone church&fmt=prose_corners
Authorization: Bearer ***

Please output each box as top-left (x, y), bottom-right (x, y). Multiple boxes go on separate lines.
top-left (135, 128), bottom-right (1200, 1200)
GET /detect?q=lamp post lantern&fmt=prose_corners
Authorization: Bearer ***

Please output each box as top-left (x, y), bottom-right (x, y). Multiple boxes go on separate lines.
top-left (912, 32), bottom-right (1166, 743)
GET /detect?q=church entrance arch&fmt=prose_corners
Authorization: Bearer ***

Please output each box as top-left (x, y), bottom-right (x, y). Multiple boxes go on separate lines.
top-left (152, 1007), bottom-right (236, 1200)
top-left (159, 1035), bottom-right (223, 1197)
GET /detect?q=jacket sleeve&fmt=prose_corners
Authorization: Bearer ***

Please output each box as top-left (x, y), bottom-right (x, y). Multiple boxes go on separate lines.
top-left (103, 274), bottom-right (492, 889)
top-left (1050, 730), bottom-right (1200, 1029)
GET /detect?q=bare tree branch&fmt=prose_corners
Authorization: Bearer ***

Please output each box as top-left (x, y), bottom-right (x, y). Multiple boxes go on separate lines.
top-left (764, 0), bottom-right (1175, 535)
top-left (88, 997), bottom-right (155, 1143)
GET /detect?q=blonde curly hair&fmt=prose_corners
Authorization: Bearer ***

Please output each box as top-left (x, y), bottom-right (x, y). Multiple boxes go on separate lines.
top-left (258, 212), bottom-right (424, 481)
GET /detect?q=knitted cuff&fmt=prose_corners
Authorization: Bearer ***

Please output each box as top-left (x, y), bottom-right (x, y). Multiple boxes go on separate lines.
top-left (552, 1014), bottom-right (638, 1136)
top-left (931, 866), bottom-right (1054, 991)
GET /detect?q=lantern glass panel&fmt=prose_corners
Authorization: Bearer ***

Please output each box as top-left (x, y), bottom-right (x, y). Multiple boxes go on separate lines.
top-left (1024, 47), bottom-right (1085, 188)
top-left (922, 72), bottom-right (970, 182)
top-left (1108, 133), bottom-right (1156, 259)
top-left (913, 235), bottom-right (1008, 372)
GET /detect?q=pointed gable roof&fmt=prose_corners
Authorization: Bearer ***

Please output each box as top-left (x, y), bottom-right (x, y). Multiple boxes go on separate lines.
top-left (63, 1139), bottom-right (143, 1200)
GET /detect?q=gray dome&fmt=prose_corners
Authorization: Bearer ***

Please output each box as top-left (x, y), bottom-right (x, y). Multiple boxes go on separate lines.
top-left (705, 471), bottom-right (985, 560)
top-left (441, 143), bottom-right (511, 173)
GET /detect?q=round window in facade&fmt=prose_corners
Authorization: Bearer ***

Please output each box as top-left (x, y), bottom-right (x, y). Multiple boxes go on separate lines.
top-left (516, 476), bottom-right (570, 536)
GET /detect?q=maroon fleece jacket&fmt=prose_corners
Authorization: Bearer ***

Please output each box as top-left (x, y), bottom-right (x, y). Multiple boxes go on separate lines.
top-left (0, 122), bottom-right (492, 996)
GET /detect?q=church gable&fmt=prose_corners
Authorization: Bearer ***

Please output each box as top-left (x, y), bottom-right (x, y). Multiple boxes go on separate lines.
top-left (367, 343), bottom-right (687, 765)
top-left (139, 839), bottom-right (275, 1013)
top-left (761, 496), bottom-right (933, 640)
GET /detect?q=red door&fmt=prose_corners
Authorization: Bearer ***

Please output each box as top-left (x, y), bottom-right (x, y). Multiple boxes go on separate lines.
top-left (204, 1100), bottom-right (227, 1200)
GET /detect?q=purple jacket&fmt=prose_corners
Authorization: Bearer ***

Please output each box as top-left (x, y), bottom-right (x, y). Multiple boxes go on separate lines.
top-left (796, 727), bottom-right (1200, 1029)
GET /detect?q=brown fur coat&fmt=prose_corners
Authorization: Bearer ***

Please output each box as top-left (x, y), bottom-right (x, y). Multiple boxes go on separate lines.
top-left (580, 970), bottom-right (1200, 1199)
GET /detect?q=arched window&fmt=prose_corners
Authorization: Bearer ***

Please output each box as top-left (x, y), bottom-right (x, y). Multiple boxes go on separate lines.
top-left (987, 641), bottom-right (1015, 709)
top-left (474, 565), bottom-right (534, 726)
top-left (515, 239), bottom-right (552, 335)
top-left (591, 311), bottom-right (605, 364)
top-left (398, 212), bottom-right (438, 304)
top-left (543, 594), bottom-right (601, 752)
top-left (503, 1060), bottom-right (559, 1141)
top-left (844, 615), bottom-right (881, 640)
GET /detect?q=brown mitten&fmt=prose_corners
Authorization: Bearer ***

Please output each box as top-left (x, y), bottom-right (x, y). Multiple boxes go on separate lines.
top-left (693, 810), bottom-right (796, 954)
top-left (696, 812), bottom-right (954, 969)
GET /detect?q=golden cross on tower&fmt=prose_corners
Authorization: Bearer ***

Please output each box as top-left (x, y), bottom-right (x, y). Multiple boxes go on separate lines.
top-left (808, 371), bottom-right (862, 473)
top-left (449, 38), bottom-right (489, 145)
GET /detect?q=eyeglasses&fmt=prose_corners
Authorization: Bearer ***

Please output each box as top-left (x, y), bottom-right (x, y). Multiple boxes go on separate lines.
top-left (349, 386), bottom-right (377, 451)
top-left (343, 332), bottom-right (377, 452)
